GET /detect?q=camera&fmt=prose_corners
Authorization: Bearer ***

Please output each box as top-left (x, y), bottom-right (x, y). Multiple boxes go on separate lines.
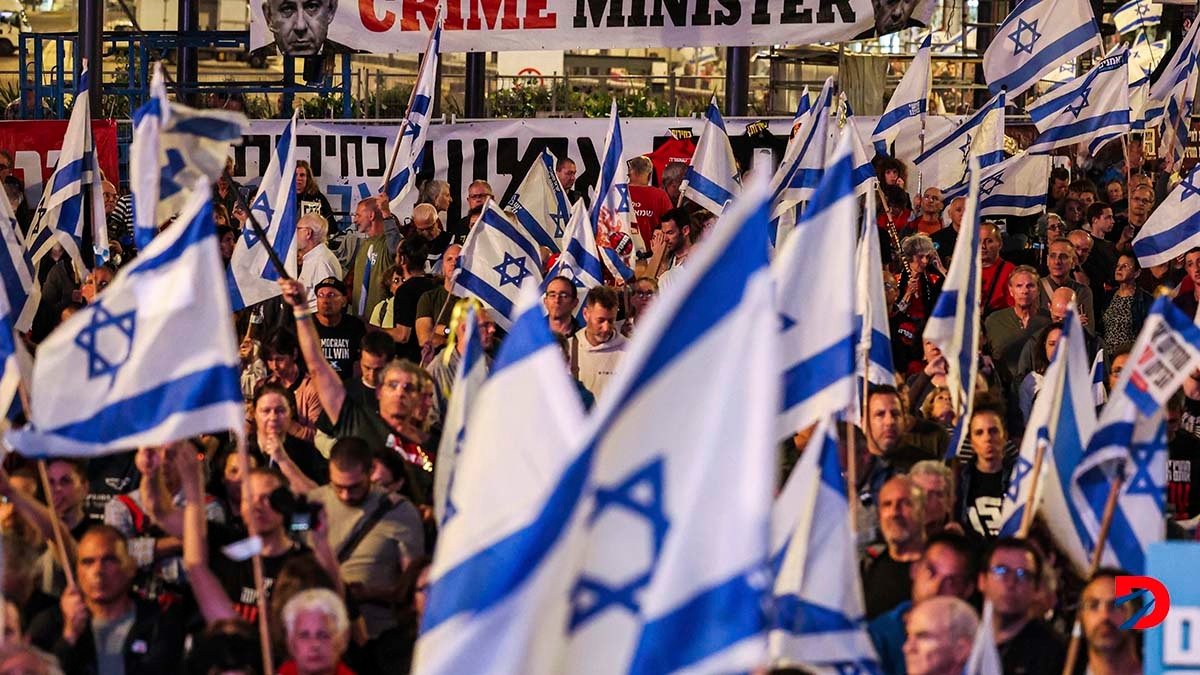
top-left (268, 486), bottom-right (322, 533)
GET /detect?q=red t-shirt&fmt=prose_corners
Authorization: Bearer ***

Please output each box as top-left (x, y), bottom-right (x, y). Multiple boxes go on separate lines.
top-left (981, 260), bottom-right (1015, 313)
top-left (628, 184), bottom-right (674, 244)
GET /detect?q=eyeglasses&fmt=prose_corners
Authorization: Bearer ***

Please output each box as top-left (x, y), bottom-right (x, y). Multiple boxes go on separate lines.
top-left (467, 192), bottom-right (492, 201)
top-left (544, 291), bottom-right (575, 300)
top-left (989, 564), bottom-right (1035, 583)
top-left (315, 292), bottom-right (342, 299)
top-left (633, 290), bottom-right (655, 298)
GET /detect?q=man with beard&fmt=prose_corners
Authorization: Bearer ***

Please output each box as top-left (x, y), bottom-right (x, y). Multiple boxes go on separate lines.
top-left (1078, 570), bottom-right (1143, 675)
top-left (862, 475), bottom-right (927, 619)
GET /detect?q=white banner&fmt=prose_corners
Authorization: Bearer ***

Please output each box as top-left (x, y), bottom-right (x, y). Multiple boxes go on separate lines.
top-left (249, 0), bottom-right (934, 55)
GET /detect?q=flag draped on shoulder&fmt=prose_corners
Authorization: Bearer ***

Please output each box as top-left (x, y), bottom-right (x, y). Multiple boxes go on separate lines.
top-left (769, 416), bottom-right (880, 672)
top-left (505, 149), bottom-right (570, 254)
top-left (1113, 0), bottom-right (1161, 35)
top-left (1074, 298), bottom-right (1200, 574)
top-left (130, 62), bottom-right (248, 252)
top-left (983, 0), bottom-right (1101, 97)
top-left (911, 90), bottom-right (1006, 191)
top-left (545, 200), bottom-right (604, 321)
top-left (1132, 161), bottom-right (1200, 267)
top-left (227, 112), bottom-right (299, 311)
top-left (453, 201), bottom-right (543, 330)
top-left (943, 152), bottom-right (1051, 219)
top-left (591, 101), bottom-right (641, 278)
top-left (432, 305), bottom-right (489, 525)
top-left (679, 97), bottom-right (740, 215)
top-left (9, 184), bottom-right (243, 456)
top-left (873, 34), bottom-right (931, 156)
top-left (773, 132), bottom-right (859, 439)
top-left (416, 285), bottom-right (586, 675)
top-left (1026, 47), bottom-right (1130, 155)
top-left (382, 16), bottom-right (441, 213)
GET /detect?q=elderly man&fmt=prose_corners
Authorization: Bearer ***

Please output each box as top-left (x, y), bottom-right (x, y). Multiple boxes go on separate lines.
top-left (912, 187), bottom-right (944, 235)
top-left (626, 155), bottom-right (671, 246)
top-left (414, 244), bottom-right (462, 357)
top-left (1039, 237), bottom-right (1096, 330)
top-left (908, 461), bottom-right (960, 538)
top-left (985, 265), bottom-right (1049, 387)
top-left (931, 196), bottom-right (965, 266)
top-left (862, 475), bottom-right (927, 619)
top-left (457, 180), bottom-right (493, 237)
top-left (346, 200), bottom-right (391, 319)
top-left (411, 203), bottom-right (456, 273)
top-left (902, 597), bottom-right (979, 675)
top-left (296, 213), bottom-right (342, 311)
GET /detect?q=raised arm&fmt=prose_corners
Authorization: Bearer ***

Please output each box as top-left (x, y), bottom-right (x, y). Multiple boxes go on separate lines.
top-left (175, 444), bottom-right (237, 624)
top-left (279, 279), bottom-right (347, 423)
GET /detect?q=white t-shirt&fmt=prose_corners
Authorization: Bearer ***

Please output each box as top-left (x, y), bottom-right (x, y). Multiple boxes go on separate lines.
top-left (298, 242), bottom-right (344, 310)
top-left (572, 329), bottom-right (628, 400)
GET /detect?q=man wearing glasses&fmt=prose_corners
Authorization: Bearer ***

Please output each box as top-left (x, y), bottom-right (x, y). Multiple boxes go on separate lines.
top-left (979, 538), bottom-right (1066, 673)
top-left (456, 180), bottom-right (493, 237)
top-left (543, 276), bottom-right (580, 338)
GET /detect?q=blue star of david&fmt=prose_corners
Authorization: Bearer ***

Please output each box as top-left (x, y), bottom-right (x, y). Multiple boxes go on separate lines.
top-left (1065, 87), bottom-right (1092, 118)
top-left (1008, 18), bottom-right (1042, 56)
top-left (958, 134), bottom-right (973, 162)
top-left (980, 172), bottom-right (1005, 197)
top-left (493, 252), bottom-right (531, 288)
top-left (779, 311), bottom-right (797, 332)
top-left (1126, 436), bottom-right (1166, 510)
top-left (614, 183), bottom-right (631, 213)
top-left (1180, 175), bottom-right (1200, 201)
top-left (1136, 3), bottom-right (1149, 16)
top-left (75, 304), bottom-right (137, 383)
top-left (159, 148), bottom-right (186, 199)
top-left (569, 461), bottom-right (669, 630)
top-left (1006, 455), bottom-right (1034, 502)
top-left (550, 207), bottom-right (569, 239)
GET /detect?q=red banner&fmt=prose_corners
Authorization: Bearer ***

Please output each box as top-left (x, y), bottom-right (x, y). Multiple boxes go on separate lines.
top-left (0, 120), bottom-right (120, 206)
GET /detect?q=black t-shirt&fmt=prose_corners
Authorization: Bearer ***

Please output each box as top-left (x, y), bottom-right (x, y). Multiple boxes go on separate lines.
top-left (424, 230), bottom-right (456, 273)
top-left (84, 451), bottom-right (141, 523)
top-left (861, 550), bottom-right (913, 620)
top-left (931, 226), bottom-right (959, 266)
top-left (319, 395), bottom-right (430, 505)
top-left (1169, 431), bottom-right (1200, 520)
top-left (964, 468), bottom-right (1006, 543)
top-left (998, 619), bottom-right (1066, 675)
top-left (316, 315), bottom-right (366, 379)
top-left (393, 276), bottom-right (437, 363)
top-left (1180, 395), bottom-right (1200, 442)
top-left (207, 522), bottom-right (311, 623)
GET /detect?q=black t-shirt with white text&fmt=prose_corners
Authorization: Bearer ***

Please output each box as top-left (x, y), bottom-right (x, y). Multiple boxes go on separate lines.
top-left (965, 469), bottom-right (1006, 542)
top-left (1169, 431), bottom-right (1200, 520)
top-left (207, 522), bottom-right (311, 623)
top-left (316, 315), bottom-right (366, 379)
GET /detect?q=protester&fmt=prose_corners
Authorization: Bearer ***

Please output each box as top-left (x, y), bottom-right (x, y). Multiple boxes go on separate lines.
top-left (297, 214), bottom-right (343, 311)
top-left (414, 244), bottom-right (462, 362)
top-left (296, 160), bottom-right (336, 227)
top-left (862, 475), bottom-right (927, 619)
top-left (979, 538), bottom-right (1067, 673)
top-left (902, 596), bottom-right (978, 675)
top-left (568, 286), bottom-right (628, 399)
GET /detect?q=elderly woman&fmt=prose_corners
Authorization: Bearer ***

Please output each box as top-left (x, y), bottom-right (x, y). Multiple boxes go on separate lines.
top-left (893, 233), bottom-right (944, 374)
top-left (280, 588), bottom-right (355, 675)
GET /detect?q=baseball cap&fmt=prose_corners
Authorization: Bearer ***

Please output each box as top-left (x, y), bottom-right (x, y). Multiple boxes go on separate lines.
top-left (314, 277), bottom-right (347, 296)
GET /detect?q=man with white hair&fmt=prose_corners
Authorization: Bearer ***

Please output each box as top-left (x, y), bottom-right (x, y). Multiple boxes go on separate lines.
top-left (903, 596), bottom-right (979, 675)
top-left (296, 213), bottom-right (343, 311)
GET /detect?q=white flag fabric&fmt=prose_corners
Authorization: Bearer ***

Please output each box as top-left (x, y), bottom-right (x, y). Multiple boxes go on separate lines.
top-left (8, 184), bottom-right (243, 456)
top-left (856, 184), bottom-right (895, 388)
top-left (943, 152), bottom-right (1052, 219)
top-left (1150, 15), bottom-right (1200, 159)
top-left (996, 307), bottom-right (1095, 575)
top-left (769, 416), bottom-right (880, 672)
top-left (504, 149), bottom-right (571, 254)
top-left (964, 603), bottom-right (1004, 675)
top-left (1151, 12), bottom-right (1200, 103)
top-left (545, 199), bottom-right (604, 321)
top-left (911, 90), bottom-right (1006, 191)
top-left (983, 0), bottom-right (1101, 97)
top-left (1027, 47), bottom-right (1130, 155)
top-left (1091, 348), bottom-right (1108, 407)
top-left (774, 132), bottom-right (858, 439)
top-left (591, 100), bottom-right (642, 278)
top-left (924, 157), bottom-right (983, 458)
top-left (382, 18), bottom-right (441, 213)
top-left (453, 201), bottom-right (543, 330)
top-left (130, 62), bottom-right (248, 252)
top-left (432, 306), bottom-right (489, 525)
top-left (1113, 0), bottom-right (1162, 34)
top-left (416, 284), bottom-right (586, 675)
top-left (873, 34), bottom-right (931, 156)
top-left (25, 63), bottom-right (107, 279)
top-left (840, 116), bottom-right (879, 198)
top-left (1132, 161), bottom-right (1200, 268)
top-left (1130, 35), bottom-right (1168, 86)
top-left (0, 182), bottom-right (33, 333)
top-left (1074, 298), bottom-right (1200, 574)
top-left (227, 112), bottom-right (299, 311)
top-left (680, 97), bottom-right (740, 215)
top-left (772, 78), bottom-right (835, 216)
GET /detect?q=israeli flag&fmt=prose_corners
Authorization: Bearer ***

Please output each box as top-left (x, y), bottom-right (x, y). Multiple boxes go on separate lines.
top-left (983, 0), bottom-right (1101, 97)
top-left (227, 112), bottom-right (299, 311)
top-left (934, 27), bottom-right (976, 54)
top-left (1026, 48), bottom-right (1130, 155)
top-left (679, 97), bottom-right (740, 215)
top-left (453, 201), bottom-right (543, 330)
top-left (0, 182), bottom-right (33, 333)
top-left (1091, 348), bottom-right (1107, 407)
top-left (1074, 298), bottom-right (1200, 573)
top-left (505, 149), bottom-right (570, 254)
top-left (856, 183), bottom-right (895, 389)
top-left (792, 87), bottom-right (813, 138)
top-left (591, 101), bottom-right (642, 274)
top-left (996, 307), bottom-right (1095, 575)
top-left (1151, 13), bottom-right (1199, 104)
top-left (432, 305), bottom-right (489, 525)
top-left (1132, 162), bottom-right (1200, 267)
top-left (1113, 0), bottom-right (1161, 35)
top-left (7, 184), bottom-right (243, 456)
top-left (1150, 17), bottom-right (1200, 159)
top-left (130, 62), bottom-right (247, 252)
top-left (965, 603), bottom-right (1003, 675)
top-left (911, 90), bottom-right (1006, 191)
top-left (772, 77), bottom-right (835, 218)
top-left (924, 158), bottom-right (984, 458)
top-left (774, 132), bottom-right (858, 439)
top-left (416, 285), bottom-right (586, 675)
top-left (840, 117), bottom-right (880, 198)
top-left (382, 17), bottom-right (441, 213)
top-left (873, 34), bottom-right (931, 156)
top-left (25, 62), bottom-right (107, 279)
top-left (1130, 35), bottom-right (1168, 87)
top-left (546, 199), bottom-right (604, 322)
top-left (769, 416), bottom-right (880, 672)
top-left (943, 152), bottom-right (1051, 219)
top-left (0, 272), bottom-right (27, 420)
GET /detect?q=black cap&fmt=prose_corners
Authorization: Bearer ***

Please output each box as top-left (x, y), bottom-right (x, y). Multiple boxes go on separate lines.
top-left (314, 276), bottom-right (347, 296)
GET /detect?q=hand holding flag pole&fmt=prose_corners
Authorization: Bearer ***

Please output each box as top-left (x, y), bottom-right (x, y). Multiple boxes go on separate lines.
top-left (222, 168), bottom-right (291, 281)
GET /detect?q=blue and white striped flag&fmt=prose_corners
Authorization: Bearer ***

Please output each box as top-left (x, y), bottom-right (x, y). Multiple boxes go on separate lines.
top-left (1132, 161), bottom-right (1200, 267)
top-left (0, 181), bottom-right (33, 333)
top-left (1150, 16), bottom-right (1200, 159)
top-left (1091, 348), bottom-right (1107, 407)
top-left (25, 62), bottom-right (107, 279)
top-left (793, 87), bottom-right (813, 137)
top-left (1130, 35), bottom-right (1167, 87)
top-left (934, 27), bottom-right (976, 54)
top-left (943, 152), bottom-right (1051, 218)
top-left (983, 0), bottom-right (1101, 97)
top-left (769, 415), bottom-right (880, 672)
top-left (591, 100), bottom-right (642, 277)
top-left (416, 284), bottom-right (586, 675)
top-left (1074, 298), bottom-right (1200, 573)
top-left (774, 132), bottom-right (858, 439)
top-left (130, 62), bottom-right (247, 252)
top-left (8, 184), bottom-right (243, 456)
top-left (840, 117), bottom-right (879, 198)
top-left (1027, 47), bottom-right (1130, 155)
top-left (912, 90), bottom-right (1006, 191)
top-left (0, 271), bottom-right (27, 421)
top-left (1151, 13), bottom-right (1199, 103)
top-left (505, 149), bottom-right (570, 254)
top-left (1113, 0), bottom-right (1161, 35)
top-left (227, 112), bottom-right (298, 311)
top-left (432, 304), bottom-right (489, 525)
top-left (453, 201), bottom-right (543, 330)
top-left (680, 97), bottom-right (740, 215)
top-left (873, 34), bottom-right (931, 156)
top-left (965, 603), bottom-right (1003, 675)
top-left (382, 16), bottom-right (441, 213)
top-left (546, 199), bottom-right (604, 322)
top-left (856, 183), bottom-right (895, 389)
top-left (996, 307), bottom-right (1095, 574)
top-left (924, 157), bottom-right (983, 458)
top-left (771, 77), bottom-right (835, 221)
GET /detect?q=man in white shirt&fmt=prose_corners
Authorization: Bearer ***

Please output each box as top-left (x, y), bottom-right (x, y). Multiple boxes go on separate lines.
top-left (569, 286), bottom-right (627, 399)
top-left (296, 213), bottom-right (343, 310)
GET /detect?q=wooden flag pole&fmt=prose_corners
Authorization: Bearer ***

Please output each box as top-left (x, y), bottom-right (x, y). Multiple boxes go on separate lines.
top-left (1061, 471), bottom-right (1125, 675)
top-left (235, 433), bottom-right (274, 675)
top-left (1016, 439), bottom-right (1047, 539)
top-left (36, 461), bottom-right (76, 589)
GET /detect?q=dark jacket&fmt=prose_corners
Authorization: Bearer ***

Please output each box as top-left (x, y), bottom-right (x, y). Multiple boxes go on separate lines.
top-left (29, 597), bottom-right (186, 675)
top-left (1098, 286), bottom-right (1154, 343)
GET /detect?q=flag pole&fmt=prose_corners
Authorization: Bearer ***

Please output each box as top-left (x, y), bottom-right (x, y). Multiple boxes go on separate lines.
top-left (222, 168), bottom-right (291, 281)
top-left (36, 461), bottom-right (76, 589)
top-left (1060, 471), bottom-right (1125, 675)
top-left (1016, 438), bottom-right (1047, 538)
top-left (235, 432), bottom-right (275, 675)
